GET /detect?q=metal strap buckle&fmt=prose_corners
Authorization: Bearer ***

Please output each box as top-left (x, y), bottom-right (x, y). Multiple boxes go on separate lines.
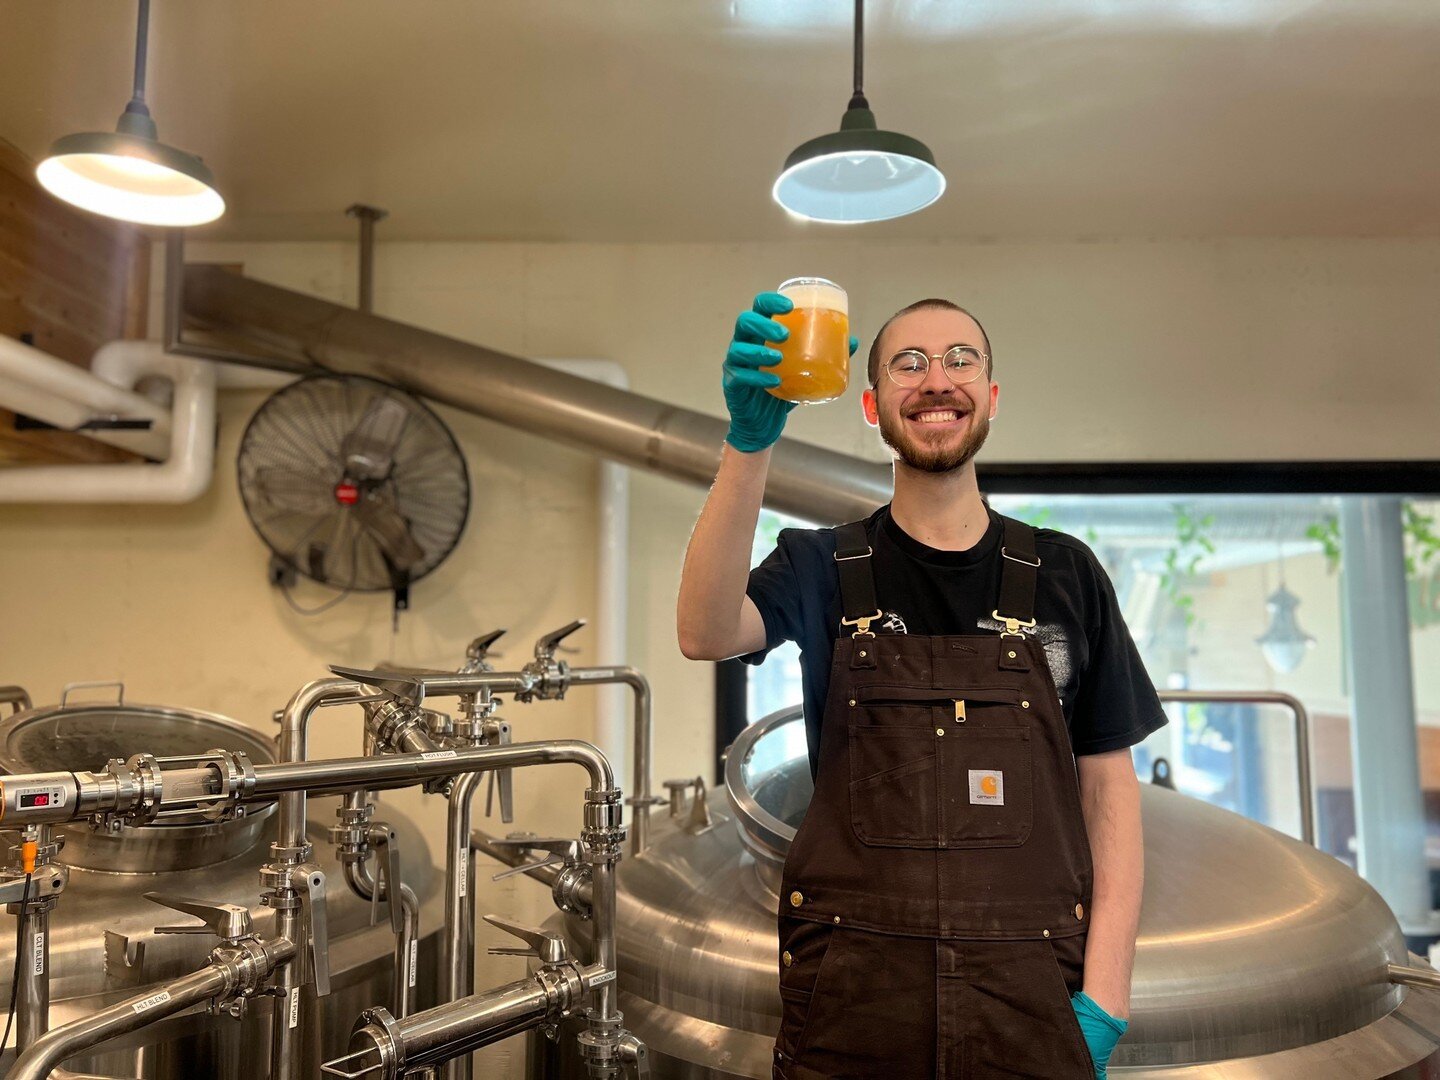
top-left (991, 609), bottom-right (1037, 638)
top-left (833, 547), bottom-right (874, 562)
top-left (841, 609), bottom-right (884, 638)
top-left (1000, 546), bottom-right (1041, 568)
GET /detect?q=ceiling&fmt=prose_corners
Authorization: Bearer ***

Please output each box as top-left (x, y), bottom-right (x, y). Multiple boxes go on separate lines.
top-left (2, 0), bottom-right (1437, 242)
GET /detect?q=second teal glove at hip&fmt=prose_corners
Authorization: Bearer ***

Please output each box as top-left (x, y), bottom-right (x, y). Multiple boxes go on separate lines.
top-left (1071, 991), bottom-right (1128, 1079)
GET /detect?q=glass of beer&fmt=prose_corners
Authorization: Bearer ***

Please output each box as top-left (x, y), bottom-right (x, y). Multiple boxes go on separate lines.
top-left (764, 277), bottom-right (850, 404)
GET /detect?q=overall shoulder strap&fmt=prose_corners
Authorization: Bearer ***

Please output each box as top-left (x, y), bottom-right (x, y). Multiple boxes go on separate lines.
top-left (994, 515), bottom-right (1040, 634)
top-left (833, 520), bottom-right (881, 636)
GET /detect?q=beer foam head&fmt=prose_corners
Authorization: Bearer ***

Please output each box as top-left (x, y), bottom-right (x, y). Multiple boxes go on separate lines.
top-left (778, 277), bottom-right (847, 314)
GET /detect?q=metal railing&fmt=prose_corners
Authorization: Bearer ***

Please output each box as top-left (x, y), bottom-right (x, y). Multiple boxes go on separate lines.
top-left (1157, 690), bottom-right (1314, 847)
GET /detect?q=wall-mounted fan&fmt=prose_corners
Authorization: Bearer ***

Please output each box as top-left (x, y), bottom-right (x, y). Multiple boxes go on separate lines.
top-left (236, 374), bottom-right (470, 615)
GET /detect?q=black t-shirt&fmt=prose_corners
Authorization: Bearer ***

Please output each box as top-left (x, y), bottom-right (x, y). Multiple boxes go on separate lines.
top-left (743, 504), bottom-right (1167, 780)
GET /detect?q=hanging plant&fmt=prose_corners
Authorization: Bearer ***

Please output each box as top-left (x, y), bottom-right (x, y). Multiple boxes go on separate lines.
top-left (1306, 502), bottom-right (1440, 631)
top-left (1159, 504), bottom-right (1215, 628)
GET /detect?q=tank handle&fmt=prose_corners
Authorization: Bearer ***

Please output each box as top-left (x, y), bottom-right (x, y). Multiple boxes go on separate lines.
top-left (0, 686), bottom-right (32, 716)
top-left (59, 681), bottom-right (125, 708)
top-left (1390, 963), bottom-right (1440, 991)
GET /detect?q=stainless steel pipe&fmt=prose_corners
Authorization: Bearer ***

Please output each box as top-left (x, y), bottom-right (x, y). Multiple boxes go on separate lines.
top-left (341, 851), bottom-right (419, 1020)
top-left (0, 744), bottom-right (615, 827)
top-left (443, 772), bottom-right (483, 1080)
top-left (567, 667), bottom-right (655, 857)
top-left (182, 264), bottom-right (892, 525)
top-left (15, 901), bottom-right (50, 1050)
top-left (9, 937), bottom-right (296, 1080)
top-left (271, 679), bottom-right (371, 1080)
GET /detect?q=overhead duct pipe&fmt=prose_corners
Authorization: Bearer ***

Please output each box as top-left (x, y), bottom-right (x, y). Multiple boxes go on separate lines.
top-left (0, 344), bottom-right (216, 503)
top-left (180, 263), bottom-right (891, 524)
top-left (0, 335), bottom-right (173, 459)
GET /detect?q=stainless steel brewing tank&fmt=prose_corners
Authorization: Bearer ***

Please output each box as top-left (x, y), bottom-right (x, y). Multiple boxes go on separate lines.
top-left (0, 695), bottom-right (444, 1076)
top-left (531, 706), bottom-right (1440, 1079)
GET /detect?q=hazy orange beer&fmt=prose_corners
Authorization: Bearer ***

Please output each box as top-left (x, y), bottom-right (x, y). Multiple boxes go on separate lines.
top-left (764, 277), bottom-right (850, 404)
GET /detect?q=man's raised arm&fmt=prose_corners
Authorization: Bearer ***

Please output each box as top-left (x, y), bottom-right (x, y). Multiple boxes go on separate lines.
top-left (676, 291), bottom-right (799, 661)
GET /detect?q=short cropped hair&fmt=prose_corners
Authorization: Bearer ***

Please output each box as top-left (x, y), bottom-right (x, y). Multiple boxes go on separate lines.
top-left (866, 299), bottom-right (993, 386)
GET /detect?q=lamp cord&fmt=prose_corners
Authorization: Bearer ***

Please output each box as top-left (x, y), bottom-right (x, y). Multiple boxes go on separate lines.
top-left (850, 0), bottom-right (868, 109)
top-left (132, 0), bottom-right (150, 104)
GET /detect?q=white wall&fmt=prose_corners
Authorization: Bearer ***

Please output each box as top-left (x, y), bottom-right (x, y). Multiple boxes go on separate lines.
top-left (1, 236), bottom-right (1437, 1073)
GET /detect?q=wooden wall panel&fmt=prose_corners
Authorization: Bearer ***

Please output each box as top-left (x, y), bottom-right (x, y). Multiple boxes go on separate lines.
top-left (0, 136), bottom-right (150, 463)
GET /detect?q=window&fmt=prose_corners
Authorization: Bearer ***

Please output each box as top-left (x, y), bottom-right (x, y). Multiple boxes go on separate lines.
top-left (745, 492), bottom-right (1440, 891)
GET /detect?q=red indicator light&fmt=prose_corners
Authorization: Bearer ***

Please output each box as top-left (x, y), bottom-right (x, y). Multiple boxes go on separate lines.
top-left (334, 482), bottom-right (360, 506)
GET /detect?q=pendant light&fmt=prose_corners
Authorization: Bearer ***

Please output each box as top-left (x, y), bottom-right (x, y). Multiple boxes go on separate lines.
top-left (772, 0), bottom-right (945, 224)
top-left (36, 0), bottom-right (224, 227)
top-left (1256, 545), bottom-right (1316, 674)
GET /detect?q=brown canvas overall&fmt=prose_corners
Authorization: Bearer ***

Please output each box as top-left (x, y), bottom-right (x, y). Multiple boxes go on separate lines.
top-left (772, 515), bottom-right (1096, 1080)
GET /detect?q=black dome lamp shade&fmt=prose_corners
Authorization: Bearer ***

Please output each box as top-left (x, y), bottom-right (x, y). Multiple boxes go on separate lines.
top-left (772, 0), bottom-right (945, 224)
top-left (36, 0), bottom-right (224, 227)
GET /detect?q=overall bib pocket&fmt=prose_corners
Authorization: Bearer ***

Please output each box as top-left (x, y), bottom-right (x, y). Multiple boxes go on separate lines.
top-left (941, 723), bottom-right (1033, 848)
top-left (848, 686), bottom-right (1035, 849)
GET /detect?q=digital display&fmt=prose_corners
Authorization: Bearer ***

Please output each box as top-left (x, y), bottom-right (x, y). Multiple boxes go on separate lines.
top-left (13, 787), bottom-right (63, 811)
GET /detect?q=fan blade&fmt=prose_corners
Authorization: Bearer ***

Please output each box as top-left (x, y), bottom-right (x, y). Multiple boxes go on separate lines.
top-left (353, 497), bottom-right (426, 570)
top-left (251, 465), bottom-right (334, 514)
top-left (342, 395), bottom-right (411, 482)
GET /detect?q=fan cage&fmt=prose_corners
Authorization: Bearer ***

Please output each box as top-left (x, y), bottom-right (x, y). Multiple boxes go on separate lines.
top-left (236, 373), bottom-right (471, 593)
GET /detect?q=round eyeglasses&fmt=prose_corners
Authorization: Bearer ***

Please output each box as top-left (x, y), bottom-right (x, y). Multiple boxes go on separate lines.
top-left (883, 346), bottom-right (988, 388)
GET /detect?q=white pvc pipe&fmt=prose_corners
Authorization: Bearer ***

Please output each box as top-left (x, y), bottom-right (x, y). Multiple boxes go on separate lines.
top-left (0, 335), bottom-right (172, 459)
top-left (0, 345), bottom-right (216, 504)
top-left (540, 360), bottom-right (632, 794)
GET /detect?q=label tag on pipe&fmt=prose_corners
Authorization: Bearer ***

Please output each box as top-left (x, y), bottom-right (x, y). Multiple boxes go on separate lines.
top-left (408, 939), bottom-right (418, 988)
top-left (132, 990), bottom-right (172, 1015)
top-left (289, 986), bottom-right (300, 1029)
top-left (459, 848), bottom-right (468, 897)
top-left (31, 932), bottom-right (44, 975)
top-left (422, 750), bottom-right (457, 761)
top-left (589, 970), bottom-right (617, 987)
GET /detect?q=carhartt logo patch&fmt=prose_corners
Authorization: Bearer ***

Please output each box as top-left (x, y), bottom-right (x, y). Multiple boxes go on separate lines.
top-left (969, 769), bottom-right (1004, 805)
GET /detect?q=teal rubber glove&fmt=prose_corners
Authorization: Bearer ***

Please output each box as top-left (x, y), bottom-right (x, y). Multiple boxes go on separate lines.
top-left (723, 292), bottom-right (796, 452)
top-left (722, 292), bottom-right (860, 453)
top-left (1072, 992), bottom-right (1128, 1079)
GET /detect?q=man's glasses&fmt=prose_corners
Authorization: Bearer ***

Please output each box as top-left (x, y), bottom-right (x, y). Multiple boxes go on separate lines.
top-left (883, 346), bottom-right (989, 388)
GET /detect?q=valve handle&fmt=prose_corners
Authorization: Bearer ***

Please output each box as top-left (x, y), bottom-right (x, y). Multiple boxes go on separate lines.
top-left (291, 864), bottom-right (332, 997)
top-left (618, 1032), bottom-right (651, 1080)
top-left (367, 824), bottom-right (405, 936)
top-left (146, 892), bottom-right (253, 942)
top-left (491, 855), bottom-right (562, 882)
top-left (534, 619), bottom-right (586, 658)
top-left (489, 836), bottom-right (581, 863)
top-left (482, 913), bottom-right (567, 964)
top-left (467, 629), bottom-right (507, 660)
top-left (483, 722), bottom-right (514, 824)
top-left (329, 665), bottom-right (429, 707)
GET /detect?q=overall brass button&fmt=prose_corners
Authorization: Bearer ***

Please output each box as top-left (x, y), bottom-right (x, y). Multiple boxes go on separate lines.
top-left (858, 650), bottom-right (867, 658)
top-left (1008, 650), bottom-right (1017, 659)
top-left (1042, 929), bottom-right (1051, 938)
top-left (849, 699), bottom-right (857, 707)
top-left (782, 950), bottom-right (794, 967)
top-left (1022, 700), bottom-right (1030, 708)
top-left (833, 915), bottom-right (841, 924)
top-left (1075, 903), bottom-right (1085, 920)
top-left (789, 890), bottom-right (804, 908)
top-left (936, 727), bottom-right (946, 736)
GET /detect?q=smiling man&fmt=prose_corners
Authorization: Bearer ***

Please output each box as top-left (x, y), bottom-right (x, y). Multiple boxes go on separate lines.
top-left (677, 294), bottom-right (1166, 1079)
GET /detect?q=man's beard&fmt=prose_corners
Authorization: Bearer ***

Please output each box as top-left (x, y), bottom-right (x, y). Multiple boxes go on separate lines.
top-left (878, 408), bottom-right (991, 474)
